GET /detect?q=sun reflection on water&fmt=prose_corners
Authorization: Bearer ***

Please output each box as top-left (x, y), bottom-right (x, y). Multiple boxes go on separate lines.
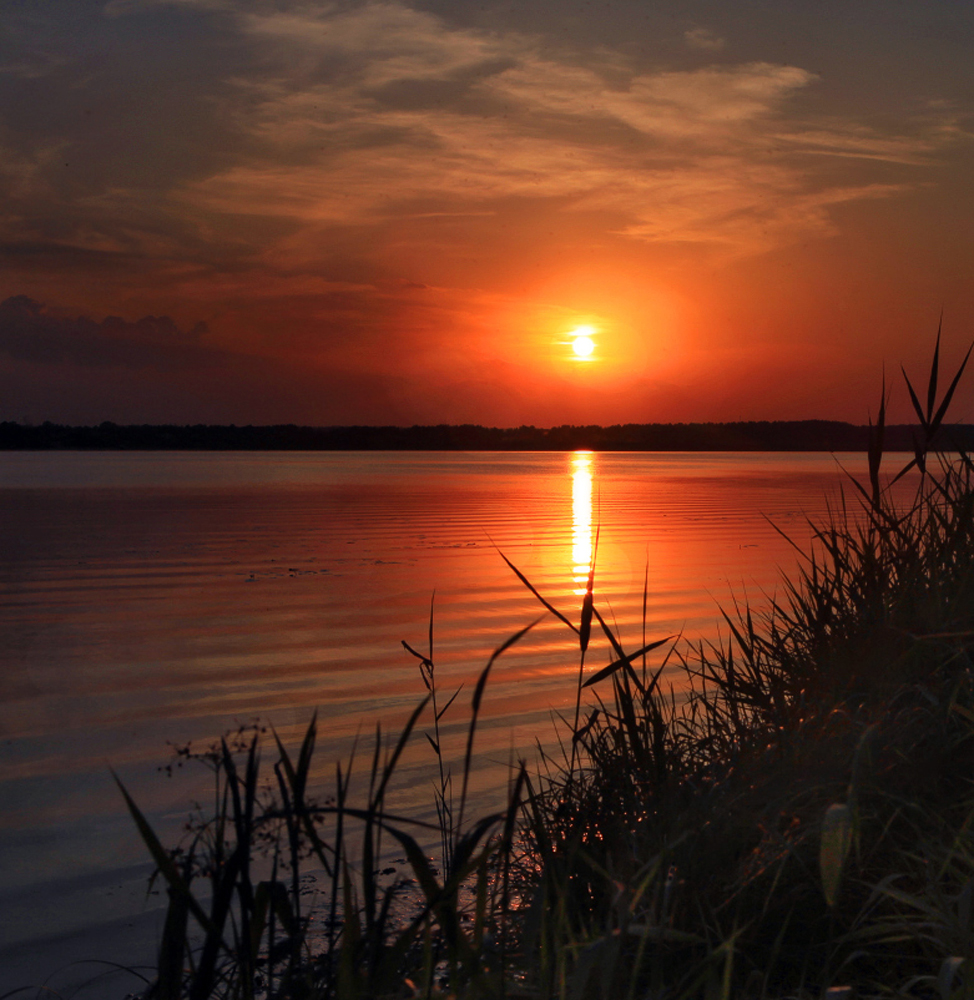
top-left (571, 451), bottom-right (595, 597)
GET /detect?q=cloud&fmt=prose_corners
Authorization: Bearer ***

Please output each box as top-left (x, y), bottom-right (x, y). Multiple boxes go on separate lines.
top-left (2, 0), bottom-right (964, 289)
top-left (103, 0), bottom-right (232, 12)
top-left (0, 295), bottom-right (210, 370)
top-left (684, 28), bottom-right (725, 52)
top-left (170, 1), bottom-right (960, 262)
top-left (0, 53), bottom-right (68, 80)
top-left (773, 122), bottom-right (967, 164)
top-left (0, 290), bottom-right (553, 425)
top-left (0, 292), bottom-right (407, 424)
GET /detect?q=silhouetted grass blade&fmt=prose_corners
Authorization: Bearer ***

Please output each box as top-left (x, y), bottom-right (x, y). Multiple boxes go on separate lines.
top-left (582, 637), bottom-right (672, 688)
top-left (490, 538), bottom-right (578, 633)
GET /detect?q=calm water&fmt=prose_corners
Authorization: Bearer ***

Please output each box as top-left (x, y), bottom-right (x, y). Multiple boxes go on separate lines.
top-left (0, 450), bottom-right (892, 994)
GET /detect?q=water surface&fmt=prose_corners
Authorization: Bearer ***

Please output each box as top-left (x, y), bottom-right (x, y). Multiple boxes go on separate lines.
top-left (0, 450), bottom-right (892, 995)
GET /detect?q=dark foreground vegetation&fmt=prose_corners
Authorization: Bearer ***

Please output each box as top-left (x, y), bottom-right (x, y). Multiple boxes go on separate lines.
top-left (5, 419), bottom-right (974, 452)
top-left (37, 338), bottom-right (974, 1000)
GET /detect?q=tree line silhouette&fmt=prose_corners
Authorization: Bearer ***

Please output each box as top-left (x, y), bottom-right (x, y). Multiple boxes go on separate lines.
top-left (4, 419), bottom-right (974, 451)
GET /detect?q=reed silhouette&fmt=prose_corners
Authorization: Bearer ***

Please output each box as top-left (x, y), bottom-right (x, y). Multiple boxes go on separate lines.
top-left (94, 331), bottom-right (974, 1000)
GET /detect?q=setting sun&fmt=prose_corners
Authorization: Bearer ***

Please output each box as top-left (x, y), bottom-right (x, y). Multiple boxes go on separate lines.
top-left (569, 325), bottom-right (596, 359)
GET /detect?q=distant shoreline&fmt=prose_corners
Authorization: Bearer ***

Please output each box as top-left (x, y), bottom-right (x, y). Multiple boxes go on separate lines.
top-left (3, 419), bottom-right (973, 452)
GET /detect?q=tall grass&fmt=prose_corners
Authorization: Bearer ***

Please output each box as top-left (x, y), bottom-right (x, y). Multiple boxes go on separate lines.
top-left (109, 331), bottom-right (974, 1000)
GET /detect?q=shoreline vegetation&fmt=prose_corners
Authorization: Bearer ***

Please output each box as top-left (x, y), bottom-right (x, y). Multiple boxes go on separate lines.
top-left (4, 419), bottom-right (974, 452)
top-left (38, 339), bottom-right (974, 1000)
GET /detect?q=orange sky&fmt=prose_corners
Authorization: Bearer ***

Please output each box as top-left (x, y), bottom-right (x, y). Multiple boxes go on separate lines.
top-left (2, 1), bottom-right (973, 426)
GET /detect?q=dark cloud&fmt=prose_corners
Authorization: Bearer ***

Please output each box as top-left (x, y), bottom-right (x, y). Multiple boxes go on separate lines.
top-left (0, 295), bottom-right (209, 370)
top-left (0, 293), bottom-right (418, 425)
top-left (0, 242), bottom-right (128, 265)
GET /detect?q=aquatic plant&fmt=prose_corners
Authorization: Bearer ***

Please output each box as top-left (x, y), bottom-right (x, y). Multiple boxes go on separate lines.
top-left (110, 330), bottom-right (974, 999)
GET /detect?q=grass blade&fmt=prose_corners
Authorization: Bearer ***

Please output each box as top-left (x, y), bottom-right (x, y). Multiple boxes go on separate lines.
top-left (490, 539), bottom-right (578, 634)
top-left (582, 637), bottom-right (672, 688)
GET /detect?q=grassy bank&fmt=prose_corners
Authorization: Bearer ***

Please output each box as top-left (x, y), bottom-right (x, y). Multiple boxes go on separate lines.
top-left (112, 342), bottom-right (974, 999)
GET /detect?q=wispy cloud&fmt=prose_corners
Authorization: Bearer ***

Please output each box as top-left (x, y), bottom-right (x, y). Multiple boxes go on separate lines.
top-left (774, 121), bottom-right (968, 164)
top-left (684, 28), bottom-right (725, 52)
top-left (170, 1), bottom-right (960, 263)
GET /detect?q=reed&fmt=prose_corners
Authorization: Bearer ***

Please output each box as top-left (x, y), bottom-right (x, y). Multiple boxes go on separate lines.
top-left (107, 330), bottom-right (974, 1000)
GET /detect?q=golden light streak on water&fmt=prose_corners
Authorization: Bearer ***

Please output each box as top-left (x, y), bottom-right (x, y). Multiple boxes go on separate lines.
top-left (571, 451), bottom-right (594, 596)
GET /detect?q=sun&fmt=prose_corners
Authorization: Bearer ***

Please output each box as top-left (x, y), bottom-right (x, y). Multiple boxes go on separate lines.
top-left (572, 335), bottom-right (595, 358)
top-left (569, 325), bottom-right (596, 359)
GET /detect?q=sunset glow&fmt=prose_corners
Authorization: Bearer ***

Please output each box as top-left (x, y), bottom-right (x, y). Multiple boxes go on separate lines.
top-left (1, 3), bottom-right (973, 426)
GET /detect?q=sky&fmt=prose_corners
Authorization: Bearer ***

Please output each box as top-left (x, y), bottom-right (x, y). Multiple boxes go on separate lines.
top-left (2, 0), bottom-right (973, 427)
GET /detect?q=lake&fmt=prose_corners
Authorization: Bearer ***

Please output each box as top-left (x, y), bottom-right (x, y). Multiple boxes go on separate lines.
top-left (0, 450), bottom-right (893, 995)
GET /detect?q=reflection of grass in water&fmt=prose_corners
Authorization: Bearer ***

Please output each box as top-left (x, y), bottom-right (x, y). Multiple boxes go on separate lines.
top-left (102, 334), bottom-right (974, 999)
